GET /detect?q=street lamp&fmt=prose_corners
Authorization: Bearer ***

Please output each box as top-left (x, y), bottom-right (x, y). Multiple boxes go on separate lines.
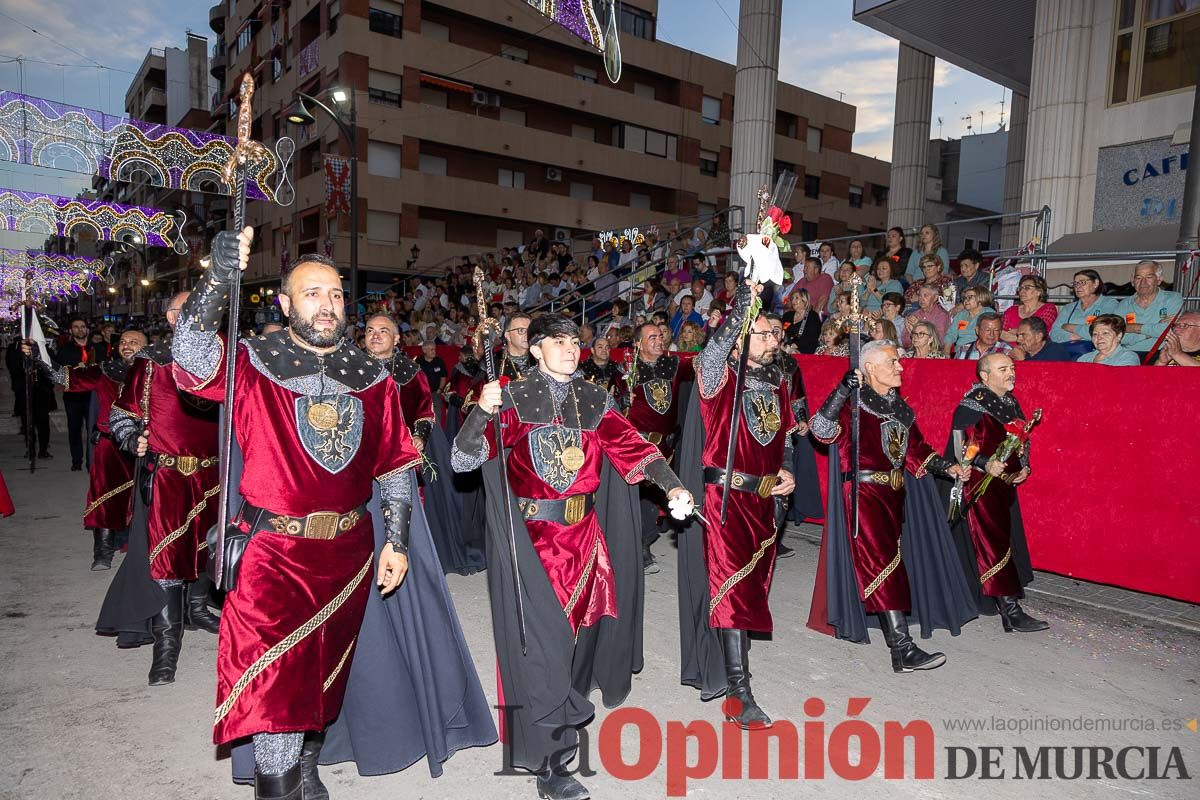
top-left (284, 87), bottom-right (358, 303)
top-left (406, 243), bottom-right (421, 269)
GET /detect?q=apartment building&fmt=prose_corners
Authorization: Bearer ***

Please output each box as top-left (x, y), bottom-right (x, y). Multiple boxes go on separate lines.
top-left (209, 0), bottom-right (891, 289)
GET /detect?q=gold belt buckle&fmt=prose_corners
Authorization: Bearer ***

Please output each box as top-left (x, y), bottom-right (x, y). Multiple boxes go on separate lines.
top-left (520, 500), bottom-right (539, 519)
top-left (305, 512), bottom-right (340, 540)
top-left (564, 495), bottom-right (587, 525)
top-left (731, 473), bottom-right (745, 489)
top-left (645, 432), bottom-right (663, 444)
top-left (890, 470), bottom-right (904, 491)
top-left (175, 455), bottom-right (199, 476)
top-left (757, 475), bottom-right (778, 499)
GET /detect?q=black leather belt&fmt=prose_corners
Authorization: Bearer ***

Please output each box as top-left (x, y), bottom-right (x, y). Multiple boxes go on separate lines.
top-left (157, 453), bottom-right (218, 476)
top-left (703, 467), bottom-right (779, 499)
top-left (241, 502), bottom-right (368, 540)
top-left (844, 469), bottom-right (905, 490)
top-left (517, 493), bottom-right (595, 525)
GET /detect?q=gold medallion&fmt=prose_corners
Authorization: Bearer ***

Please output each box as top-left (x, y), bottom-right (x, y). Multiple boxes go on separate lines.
top-left (306, 401), bottom-right (340, 431)
top-left (559, 446), bottom-right (586, 472)
top-left (762, 411), bottom-right (781, 432)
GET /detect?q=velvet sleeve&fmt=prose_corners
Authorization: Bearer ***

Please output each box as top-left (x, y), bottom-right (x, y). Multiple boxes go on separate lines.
top-left (595, 407), bottom-right (670, 485)
top-left (60, 364), bottom-right (104, 392)
top-left (405, 370), bottom-right (436, 442)
top-left (376, 378), bottom-right (422, 481)
top-left (906, 421), bottom-right (951, 479)
top-left (109, 358), bottom-right (149, 451)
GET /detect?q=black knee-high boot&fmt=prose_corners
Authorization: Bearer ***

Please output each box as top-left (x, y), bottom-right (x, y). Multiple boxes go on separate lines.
top-left (255, 762), bottom-right (302, 800)
top-left (719, 628), bottom-right (772, 728)
top-left (877, 610), bottom-right (945, 673)
top-left (184, 575), bottom-right (221, 634)
top-left (300, 731), bottom-right (329, 800)
top-left (997, 596), bottom-right (1049, 632)
top-left (91, 528), bottom-right (115, 570)
top-left (148, 584), bottom-right (185, 686)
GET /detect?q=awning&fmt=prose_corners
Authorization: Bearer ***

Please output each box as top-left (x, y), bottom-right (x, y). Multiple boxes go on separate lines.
top-left (419, 73), bottom-right (474, 94)
top-left (1043, 224), bottom-right (1184, 285)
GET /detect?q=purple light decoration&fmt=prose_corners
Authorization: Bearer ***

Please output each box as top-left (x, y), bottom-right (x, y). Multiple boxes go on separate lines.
top-left (0, 91), bottom-right (293, 204)
top-left (524, 1), bottom-right (603, 49)
top-left (0, 189), bottom-right (183, 250)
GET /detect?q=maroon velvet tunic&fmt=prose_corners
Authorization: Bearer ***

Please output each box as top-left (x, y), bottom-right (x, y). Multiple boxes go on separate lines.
top-left (174, 337), bottom-right (420, 745)
top-left (960, 412), bottom-right (1024, 598)
top-left (698, 365), bottom-right (796, 632)
top-left (814, 402), bottom-right (941, 613)
top-left (395, 365), bottom-right (435, 438)
top-left (625, 355), bottom-right (694, 456)
top-left (112, 345), bottom-right (219, 581)
top-left (63, 365), bottom-right (134, 530)
top-left (481, 376), bottom-right (668, 632)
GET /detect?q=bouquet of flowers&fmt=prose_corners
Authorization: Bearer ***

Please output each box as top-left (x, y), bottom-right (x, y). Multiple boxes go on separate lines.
top-left (947, 439), bottom-right (981, 521)
top-left (974, 409), bottom-right (1043, 497)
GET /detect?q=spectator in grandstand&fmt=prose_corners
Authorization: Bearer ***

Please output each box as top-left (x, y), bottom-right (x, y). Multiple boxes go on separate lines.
top-left (904, 321), bottom-right (948, 359)
top-left (905, 223), bottom-right (951, 280)
top-left (827, 262), bottom-right (866, 315)
top-left (846, 239), bottom-right (873, 272)
top-left (815, 317), bottom-right (849, 356)
top-left (1000, 275), bottom-right (1057, 343)
top-left (903, 284), bottom-right (951, 347)
top-left (944, 287), bottom-right (993, 355)
top-left (954, 313), bottom-right (1013, 360)
top-left (781, 289), bottom-right (821, 354)
top-left (529, 228), bottom-right (551, 259)
top-left (1155, 311), bottom-right (1200, 366)
top-left (1076, 314), bottom-right (1141, 366)
top-left (863, 256), bottom-right (904, 312)
top-left (794, 256), bottom-right (834, 312)
top-left (1011, 316), bottom-right (1071, 362)
top-left (675, 321), bottom-right (706, 352)
top-left (878, 291), bottom-right (907, 344)
top-left (818, 241), bottom-right (840, 277)
top-left (663, 253), bottom-right (691, 286)
top-left (669, 295), bottom-right (703, 341)
top-left (871, 317), bottom-right (899, 344)
top-left (631, 280), bottom-right (667, 320)
top-left (714, 272), bottom-right (738, 308)
top-left (904, 254), bottom-right (954, 309)
top-left (876, 226), bottom-right (913, 276)
top-left (952, 248), bottom-right (991, 300)
top-left (1116, 261), bottom-right (1184, 353)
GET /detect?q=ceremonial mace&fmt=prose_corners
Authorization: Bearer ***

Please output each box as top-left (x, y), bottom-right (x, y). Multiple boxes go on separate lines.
top-left (210, 74), bottom-right (269, 586)
top-left (846, 272), bottom-right (866, 538)
top-left (473, 267), bottom-right (527, 654)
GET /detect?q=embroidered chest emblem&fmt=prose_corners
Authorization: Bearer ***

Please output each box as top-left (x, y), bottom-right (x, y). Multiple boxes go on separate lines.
top-left (642, 379), bottom-right (672, 415)
top-left (881, 418), bottom-right (909, 469)
top-left (294, 394), bottom-right (363, 474)
top-left (743, 389), bottom-right (781, 446)
top-left (529, 424), bottom-right (585, 493)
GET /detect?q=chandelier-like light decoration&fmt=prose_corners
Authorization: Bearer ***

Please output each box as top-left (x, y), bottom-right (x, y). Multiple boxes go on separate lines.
top-left (0, 189), bottom-right (185, 251)
top-left (0, 91), bottom-right (294, 204)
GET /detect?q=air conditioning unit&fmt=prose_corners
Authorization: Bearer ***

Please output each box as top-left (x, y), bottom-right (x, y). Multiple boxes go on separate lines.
top-left (553, 228), bottom-right (571, 242)
top-left (545, 167), bottom-right (563, 182)
top-left (471, 89), bottom-right (489, 106)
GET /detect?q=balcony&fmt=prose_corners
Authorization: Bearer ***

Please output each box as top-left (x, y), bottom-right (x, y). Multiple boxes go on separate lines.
top-left (140, 88), bottom-right (166, 116)
top-left (209, 2), bottom-right (226, 34)
top-left (210, 44), bottom-right (226, 79)
top-left (211, 90), bottom-right (229, 119)
top-left (297, 39), bottom-right (320, 80)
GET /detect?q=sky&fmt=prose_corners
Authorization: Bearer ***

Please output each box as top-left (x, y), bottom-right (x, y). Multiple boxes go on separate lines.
top-left (0, 0), bottom-right (1007, 195)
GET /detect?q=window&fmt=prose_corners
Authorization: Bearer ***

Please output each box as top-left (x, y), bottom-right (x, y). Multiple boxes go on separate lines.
top-left (612, 123), bottom-right (677, 159)
top-left (849, 185), bottom-right (863, 209)
top-left (597, 1), bottom-right (655, 41)
top-left (369, 7), bottom-right (403, 38)
top-left (499, 107), bottom-right (526, 126)
top-left (1111, 0), bottom-right (1199, 103)
top-left (421, 20), bottom-right (450, 41)
top-left (701, 95), bottom-right (721, 125)
top-left (418, 154), bottom-right (447, 176)
top-left (630, 192), bottom-right (651, 210)
top-left (804, 174), bottom-right (820, 199)
top-left (697, 202), bottom-right (716, 221)
top-left (367, 140), bottom-right (402, 178)
top-left (569, 182), bottom-right (594, 201)
top-left (801, 220), bottom-right (818, 242)
top-left (420, 87), bottom-right (447, 107)
top-left (328, 0), bottom-right (340, 35)
top-left (807, 126), bottom-right (822, 153)
top-left (501, 44), bottom-right (528, 63)
top-left (633, 82), bottom-right (656, 100)
top-left (571, 124), bottom-right (595, 142)
top-left (644, 129), bottom-right (668, 157)
top-left (418, 218), bottom-right (446, 242)
top-left (497, 229), bottom-right (525, 249)
top-left (367, 210), bottom-right (400, 243)
top-left (700, 149), bottom-right (718, 177)
top-left (871, 184), bottom-right (888, 206)
top-left (368, 69), bottom-right (403, 107)
top-left (574, 65), bottom-right (598, 84)
top-left (498, 168), bottom-right (526, 188)
top-left (237, 24), bottom-right (253, 52)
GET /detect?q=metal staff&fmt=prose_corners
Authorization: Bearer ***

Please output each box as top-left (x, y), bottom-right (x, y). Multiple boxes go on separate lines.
top-left (210, 73), bottom-right (269, 586)
top-left (473, 267), bottom-right (527, 654)
top-left (21, 274), bottom-right (35, 473)
top-left (846, 273), bottom-right (865, 538)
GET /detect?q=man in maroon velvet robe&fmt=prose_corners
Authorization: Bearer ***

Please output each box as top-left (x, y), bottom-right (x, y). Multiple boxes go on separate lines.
top-left (621, 321), bottom-right (695, 573)
top-left (173, 231), bottom-right (419, 799)
top-left (364, 313), bottom-right (435, 452)
top-left (26, 329), bottom-right (145, 569)
top-left (948, 354), bottom-right (1047, 632)
top-left (452, 314), bottom-right (692, 800)
top-left (809, 341), bottom-right (971, 672)
top-left (108, 293), bottom-right (221, 685)
top-left (689, 282), bottom-right (796, 728)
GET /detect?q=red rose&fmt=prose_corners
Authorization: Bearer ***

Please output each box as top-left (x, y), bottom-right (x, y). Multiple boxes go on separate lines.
top-left (498, 376), bottom-right (511, 388)
top-left (777, 214), bottom-right (792, 235)
top-left (767, 206), bottom-right (783, 224)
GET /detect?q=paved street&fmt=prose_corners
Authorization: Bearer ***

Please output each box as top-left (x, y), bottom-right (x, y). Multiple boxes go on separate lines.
top-left (1, 401), bottom-right (1196, 800)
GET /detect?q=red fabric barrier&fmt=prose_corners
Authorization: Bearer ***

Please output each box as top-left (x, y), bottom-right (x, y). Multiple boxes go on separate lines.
top-left (795, 355), bottom-right (1200, 605)
top-left (409, 344), bottom-right (1200, 603)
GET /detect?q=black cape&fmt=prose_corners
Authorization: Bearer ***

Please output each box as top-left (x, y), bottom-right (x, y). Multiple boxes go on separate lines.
top-left (674, 383), bottom-right (726, 701)
top-left (820, 446), bottom-right (978, 644)
top-left (781, 365), bottom-right (823, 523)
top-left (422, 423), bottom-right (486, 575)
top-left (94, 456), bottom-right (163, 647)
top-left (229, 457), bottom-right (497, 781)
top-left (939, 395), bottom-right (1035, 614)
top-left (480, 452), bottom-right (643, 773)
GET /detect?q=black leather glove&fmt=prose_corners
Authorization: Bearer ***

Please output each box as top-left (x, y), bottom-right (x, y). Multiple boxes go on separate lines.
top-left (382, 499), bottom-right (411, 556)
top-left (817, 369), bottom-right (859, 421)
top-left (208, 230), bottom-right (242, 283)
top-left (734, 279), bottom-right (753, 311)
top-left (838, 369), bottom-right (861, 392)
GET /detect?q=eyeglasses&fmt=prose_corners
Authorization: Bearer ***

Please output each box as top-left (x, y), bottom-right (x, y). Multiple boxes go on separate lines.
top-left (911, 332), bottom-right (932, 339)
top-left (1175, 322), bottom-right (1200, 330)
top-left (1071, 280), bottom-right (1094, 287)
top-left (508, 327), bottom-right (528, 334)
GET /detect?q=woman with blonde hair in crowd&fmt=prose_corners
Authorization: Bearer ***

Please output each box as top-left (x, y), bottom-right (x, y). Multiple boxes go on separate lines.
top-left (871, 317), bottom-right (899, 344)
top-left (676, 320), bottom-right (706, 352)
top-left (815, 317), bottom-right (850, 356)
top-left (904, 320), bottom-right (948, 359)
top-left (905, 222), bottom-right (951, 280)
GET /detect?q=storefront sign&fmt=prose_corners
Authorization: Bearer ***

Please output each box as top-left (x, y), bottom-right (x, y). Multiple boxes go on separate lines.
top-left (1093, 137), bottom-right (1189, 230)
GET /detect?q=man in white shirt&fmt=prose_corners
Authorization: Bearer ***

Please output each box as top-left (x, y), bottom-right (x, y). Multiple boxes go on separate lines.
top-left (673, 278), bottom-right (714, 315)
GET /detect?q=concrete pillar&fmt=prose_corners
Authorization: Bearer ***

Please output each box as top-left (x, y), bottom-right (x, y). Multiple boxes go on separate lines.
top-left (1021, 0), bottom-right (1095, 243)
top-left (1001, 91), bottom-right (1029, 249)
top-left (887, 44), bottom-right (935, 231)
top-left (729, 0), bottom-right (782, 235)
